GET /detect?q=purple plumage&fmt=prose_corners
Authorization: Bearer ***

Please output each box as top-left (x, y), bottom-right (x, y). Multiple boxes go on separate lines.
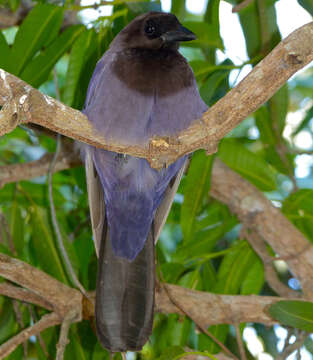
top-left (83, 11), bottom-right (207, 352)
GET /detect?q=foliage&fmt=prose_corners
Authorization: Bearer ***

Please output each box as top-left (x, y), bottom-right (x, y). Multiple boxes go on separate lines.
top-left (0, 0), bottom-right (312, 359)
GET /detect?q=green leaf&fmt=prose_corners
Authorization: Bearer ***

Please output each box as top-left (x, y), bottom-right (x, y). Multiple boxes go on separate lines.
top-left (218, 138), bottom-right (277, 191)
top-left (0, 31), bottom-right (12, 70)
top-left (21, 25), bottom-right (85, 88)
top-left (8, 198), bottom-right (24, 257)
top-left (214, 241), bottom-right (257, 295)
top-left (292, 105), bottom-right (313, 136)
top-left (297, 0), bottom-right (313, 15)
top-left (63, 28), bottom-right (97, 106)
top-left (92, 343), bottom-right (110, 359)
top-left (157, 346), bottom-right (185, 360)
top-left (241, 257), bottom-right (264, 295)
top-left (10, 4), bottom-right (64, 75)
top-left (200, 70), bottom-right (229, 106)
top-left (268, 84), bottom-right (288, 136)
top-left (171, 0), bottom-right (186, 20)
top-left (282, 189), bottom-right (313, 242)
top-left (269, 301), bottom-right (313, 332)
top-left (30, 205), bottom-right (67, 283)
top-left (175, 216), bottom-right (237, 261)
top-left (182, 21), bottom-right (224, 50)
top-left (198, 324), bottom-right (229, 354)
top-left (181, 151), bottom-right (214, 242)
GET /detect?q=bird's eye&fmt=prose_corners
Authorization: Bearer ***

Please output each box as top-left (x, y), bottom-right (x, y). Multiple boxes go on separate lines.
top-left (145, 24), bottom-right (156, 35)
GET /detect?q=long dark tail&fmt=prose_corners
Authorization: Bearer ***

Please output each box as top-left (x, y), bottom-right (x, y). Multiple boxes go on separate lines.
top-left (95, 227), bottom-right (155, 352)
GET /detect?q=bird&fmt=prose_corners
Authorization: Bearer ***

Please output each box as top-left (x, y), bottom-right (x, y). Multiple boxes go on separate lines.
top-left (82, 11), bottom-right (208, 353)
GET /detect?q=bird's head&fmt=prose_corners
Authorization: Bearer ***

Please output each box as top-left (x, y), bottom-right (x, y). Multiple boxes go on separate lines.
top-left (113, 12), bottom-right (196, 51)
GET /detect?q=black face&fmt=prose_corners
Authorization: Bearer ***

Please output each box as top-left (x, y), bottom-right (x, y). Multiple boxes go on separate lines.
top-left (143, 13), bottom-right (196, 43)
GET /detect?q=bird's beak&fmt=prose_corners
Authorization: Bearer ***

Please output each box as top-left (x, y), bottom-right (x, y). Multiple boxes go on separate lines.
top-left (161, 25), bottom-right (196, 43)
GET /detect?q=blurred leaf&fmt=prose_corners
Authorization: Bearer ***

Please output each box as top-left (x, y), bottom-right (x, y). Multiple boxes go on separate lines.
top-left (0, 31), bottom-right (11, 70)
top-left (181, 151), bottom-right (214, 242)
top-left (282, 189), bottom-right (313, 242)
top-left (240, 257), bottom-right (264, 295)
top-left (10, 4), bottom-right (64, 75)
top-left (213, 241), bottom-right (257, 294)
top-left (218, 138), bottom-right (277, 191)
top-left (183, 21), bottom-right (224, 50)
top-left (198, 324), bottom-right (229, 354)
top-left (157, 346), bottom-right (185, 360)
top-left (8, 197), bottom-right (24, 257)
top-left (297, 0), bottom-right (313, 15)
top-left (171, 0), bottom-right (186, 20)
top-left (0, 299), bottom-right (18, 343)
top-left (292, 104), bottom-right (313, 136)
top-left (64, 329), bottom-right (88, 360)
top-left (8, 0), bottom-right (19, 11)
top-left (63, 28), bottom-right (97, 106)
top-left (21, 25), bottom-right (85, 88)
top-left (268, 84), bottom-right (288, 136)
top-left (91, 342), bottom-right (110, 359)
top-left (30, 205), bottom-right (67, 283)
top-left (126, 1), bottom-right (162, 13)
top-left (269, 301), bottom-right (313, 331)
top-left (175, 216), bottom-right (237, 261)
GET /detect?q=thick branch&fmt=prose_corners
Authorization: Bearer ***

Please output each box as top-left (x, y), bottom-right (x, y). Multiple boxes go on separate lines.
top-left (0, 151), bottom-right (80, 188)
top-left (0, 251), bottom-right (308, 359)
top-left (157, 284), bottom-right (295, 327)
top-left (1, 22), bottom-right (313, 169)
top-left (1, 153), bottom-right (312, 298)
top-left (210, 160), bottom-right (313, 299)
top-left (0, 282), bottom-right (53, 310)
top-left (0, 253), bottom-right (82, 318)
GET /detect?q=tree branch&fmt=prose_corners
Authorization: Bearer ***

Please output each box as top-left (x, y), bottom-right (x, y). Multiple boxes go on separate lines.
top-left (0, 251), bottom-right (305, 359)
top-left (0, 312), bottom-right (61, 359)
top-left (1, 152), bottom-right (312, 299)
top-left (210, 160), bottom-right (313, 299)
top-left (0, 253), bottom-right (82, 318)
top-left (1, 22), bottom-right (312, 169)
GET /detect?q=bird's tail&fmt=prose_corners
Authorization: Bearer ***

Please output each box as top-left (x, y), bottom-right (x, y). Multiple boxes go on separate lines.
top-left (95, 226), bottom-right (155, 352)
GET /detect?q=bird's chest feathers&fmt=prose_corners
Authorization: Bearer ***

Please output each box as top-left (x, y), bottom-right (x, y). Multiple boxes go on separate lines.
top-left (112, 48), bottom-right (194, 97)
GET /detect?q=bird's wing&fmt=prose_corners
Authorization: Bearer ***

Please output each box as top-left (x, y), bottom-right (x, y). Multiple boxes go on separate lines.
top-left (85, 146), bottom-right (105, 257)
top-left (153, 158), bottom-right (188, 242)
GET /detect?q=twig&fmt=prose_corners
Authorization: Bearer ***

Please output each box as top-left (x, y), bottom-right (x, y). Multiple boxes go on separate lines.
top-left (0, 253), bottom-right (82, 317)
top-left (0, 312), bottom-right (61, 359)
top-left (1, 22), bottom-right (312, 169)
top-left (12, 300), bottom-right (28, 358)
top-left (2, 152), bottom-right (313, 298)
top-left (210, 159), bottom-right (313, 299)
top-left (47, 68), bottom-right (87, 297)
top-left (48, 134), bottom-right (86, 294)
top-left (56, 309), bottom-right (78, 360)
top-left (232, 0), bottom-right (254, 13)
top-left (157, 260), bottom-right (239, 360)
top-left (241, 229), bottom-right (298, 298)
top-left (0, 282), bottom-right (53, 310)
top-left (234, 323), bottom-right (247, 360)
top-left (27, 304), bottom-right (49, 358)
top-left (276, 330), bottom-right (308, 360)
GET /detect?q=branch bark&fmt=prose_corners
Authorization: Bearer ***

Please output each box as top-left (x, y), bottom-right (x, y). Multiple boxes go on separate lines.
top-left (0, 251), bottom-right (303, 358)
top-left (210, 160), bottom-right (313, 299)
top-left (1, 152), bottom-right (312, 299)
top-left (1, 22), bottom-right (313, 169)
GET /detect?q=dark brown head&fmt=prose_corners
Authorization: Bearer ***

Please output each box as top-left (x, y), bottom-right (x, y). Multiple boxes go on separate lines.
top-left (111, 12), bottom-right (196, 51)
